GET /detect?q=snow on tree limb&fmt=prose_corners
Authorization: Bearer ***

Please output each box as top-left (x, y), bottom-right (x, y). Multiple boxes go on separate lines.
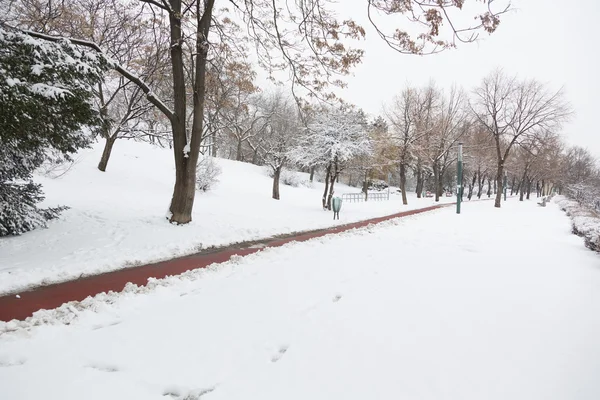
top-left (8, 26), bottom-right (175, 122)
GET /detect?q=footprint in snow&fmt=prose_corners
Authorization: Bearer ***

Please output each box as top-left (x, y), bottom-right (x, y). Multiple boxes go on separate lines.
top-left (332, 294), bottom-right (342, 302)
top-left (0, 358), bottom-right (26, 367)
top-left (271, 345), bottom-right (289, 362)
top-left (86, 363), bottom-right (120, 372)
top-left (163, 387), bottom-right (215, 399)
top-left (91, 320), bottom-right (122, 330)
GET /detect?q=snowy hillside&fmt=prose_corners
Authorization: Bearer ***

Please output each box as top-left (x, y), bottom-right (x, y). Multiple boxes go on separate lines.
top-left (0, 140), bottom-right (454, 294)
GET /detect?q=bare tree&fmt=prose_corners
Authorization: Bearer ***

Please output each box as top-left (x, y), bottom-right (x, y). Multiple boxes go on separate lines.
top-left (419, 85), bottom-right (470, 201)
top-left (387, 87), bottom-right (421, 205)
top-left (462, 124), bottom-right (495, 199)
top-left (470, 69), bottom-right (571, 207)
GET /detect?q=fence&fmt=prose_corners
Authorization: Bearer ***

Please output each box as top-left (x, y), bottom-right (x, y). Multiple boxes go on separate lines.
top-left (341, 192), bottom-right (390, 203)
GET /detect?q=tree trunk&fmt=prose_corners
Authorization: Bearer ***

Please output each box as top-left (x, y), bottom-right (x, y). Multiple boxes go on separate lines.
top-left (519, 180), bottom-right (525, 201)
top-left (272, 166), bottom-right (281, 200)
top-left (510, 176), bottom-right (516, 195)
top-left (327, 173), bottom-right (336, 210)
top-left (322, 164), bottom-right (331, 209)
top-left (362, 170), bottom-right (369, 202)
top-left (477, 170), bottom-right (483, 199)
top-left (399, 163), bottom-right (408, 205)
top-left (526, 179), bottom-right (532, 200)
top-left (327, 160), bottom-right (339, 210)
top-left (168, 0), bottom-right (215, 225)
top-left (309, 166), bottom-right (315, 182)
top-left (433, 162), bottom-right (440, 202)
top-left (416, 164), bottom-right (423, 198)
top-left (236, 139), bottom-right (243, 161)
top-left (487, 177), bottom-right (492, 198)
top-left (518, 170), bottom-right (527, 201)
top-left (211, 134), bottom-right (217, 157)
top-left (97, 135), bottom-right (117, 172)
top-left (515, 179), bottom-right (522, 197)
top-left (468, 173), bottom-right (476, 200)
top-left (494, 164), bottom-right (504, 207)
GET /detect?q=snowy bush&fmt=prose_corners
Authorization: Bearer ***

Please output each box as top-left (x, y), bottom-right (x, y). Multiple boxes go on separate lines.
top-left (281, 170), bottom-right (302, 187)
top-left (0, 182), bottom-right (67, 236)
top-left (368, 179), bottom-right (389, 191)
top-left (555, 196), bottom-right (600, 252)
top-left (196, 156), bottom-right (222, 192)
top-left (264, 167), bottom-right (304, 187)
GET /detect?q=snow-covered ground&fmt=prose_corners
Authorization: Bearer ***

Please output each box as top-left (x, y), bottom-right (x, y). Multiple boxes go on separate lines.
top-left (0, 140), bottom-right (458, 295)
top-left (1, 199), bottom-right (599, 400)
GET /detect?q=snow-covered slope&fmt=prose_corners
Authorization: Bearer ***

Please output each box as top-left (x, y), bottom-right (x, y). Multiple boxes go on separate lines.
top-left (0, 140), bottom-right (453, 294)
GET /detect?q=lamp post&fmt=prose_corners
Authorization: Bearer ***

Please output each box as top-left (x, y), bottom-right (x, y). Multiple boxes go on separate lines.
top-left (457, 143), bottom-right (463, 214)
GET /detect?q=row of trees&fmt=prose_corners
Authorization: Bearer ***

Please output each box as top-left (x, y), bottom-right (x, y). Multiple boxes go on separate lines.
top-left (379, 70), bottom-right (572, 208)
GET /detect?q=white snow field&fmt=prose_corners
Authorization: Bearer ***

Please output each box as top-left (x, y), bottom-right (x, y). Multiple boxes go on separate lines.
top-left (1, 199), bottom-right (599, 400)
top-left (0, 140), bottom-right (455, 295)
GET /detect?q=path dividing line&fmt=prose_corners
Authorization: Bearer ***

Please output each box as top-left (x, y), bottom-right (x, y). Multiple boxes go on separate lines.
top-left (0, 204), bottom-right (450, 322)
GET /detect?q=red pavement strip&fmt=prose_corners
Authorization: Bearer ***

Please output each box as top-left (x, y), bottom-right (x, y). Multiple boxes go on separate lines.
top-left (0, 204), bottom-right (451, 322)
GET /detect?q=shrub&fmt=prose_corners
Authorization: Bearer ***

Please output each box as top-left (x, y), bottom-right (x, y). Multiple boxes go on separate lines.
top-left (196, 156), bottom-right (222, 192)
top-left (555, 196), bottom-right (600, 252)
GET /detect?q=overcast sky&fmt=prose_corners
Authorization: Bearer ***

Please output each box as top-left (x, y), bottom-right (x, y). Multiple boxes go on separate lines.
top-left (329, 0), bottom-right (600, 157)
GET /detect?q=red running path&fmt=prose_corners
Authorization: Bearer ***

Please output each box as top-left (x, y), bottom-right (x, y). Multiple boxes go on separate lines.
top-left (0, 204), bottom-right (449, 322)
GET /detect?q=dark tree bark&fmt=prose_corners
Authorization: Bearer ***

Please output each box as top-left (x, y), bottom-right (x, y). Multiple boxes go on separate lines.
top-left (493, 163), bottom-right (503, 207)
top-left (519, 169), bottom-right (528, 201)
top-left (487, 176), bottom-right (492, 198)
top-left (309, 166), bottom-right (315, 182)
top-left (236, 138), bottom-right (243, 161)
top-left (322, 164), bottom-right (331, 209)
top-left (526, 179), bottom-right (532, 200)
top-left (415, 164), bottom-right (423, 198)
top-left (362, 170), bottom-right (369, 202)
top-left (399, 163), bottom-right (408, 205)
top-left (433, 162), bottom-right (440, 202)
top-left (272, 166), bottom-right (281, 200)
top-left (477, 170), bottom-right (483, 199)
top-left (211, 135), bottom-right (217, 157)
top-left (416, 173), bottom-right (423, 198)
top-left (510, 176), bottom-right (516, 195)
top-left (326, 159), bottom-right (339, 210)
top-left (98, 135), bottom-right (117, 172)
top-left (468, 173), bottom-right (476, 200)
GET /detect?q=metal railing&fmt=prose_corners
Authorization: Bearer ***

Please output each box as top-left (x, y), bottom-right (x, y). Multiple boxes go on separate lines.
top-left (341, 192), bottom-right (390, 203)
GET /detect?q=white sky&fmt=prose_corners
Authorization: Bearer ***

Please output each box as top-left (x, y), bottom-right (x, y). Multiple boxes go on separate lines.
top-left (332, 0), bottom-right (600, 157)
top-left (253, 0), bottom-right (599, 157)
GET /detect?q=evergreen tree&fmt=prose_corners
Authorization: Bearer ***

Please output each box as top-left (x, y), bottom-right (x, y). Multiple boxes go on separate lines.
top-left (0, 27), bottom-right (106, 235)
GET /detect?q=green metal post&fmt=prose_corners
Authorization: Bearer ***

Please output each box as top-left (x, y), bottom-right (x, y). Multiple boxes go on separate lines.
top-left (457, 143), bottom-right (463, 214)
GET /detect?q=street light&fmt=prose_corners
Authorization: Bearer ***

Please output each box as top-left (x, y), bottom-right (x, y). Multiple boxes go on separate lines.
top-left (457, 143), bottom-right (463, 214)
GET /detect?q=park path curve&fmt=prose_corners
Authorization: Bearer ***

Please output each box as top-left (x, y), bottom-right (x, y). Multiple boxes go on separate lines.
top-left (0, 204), bottom-right (450, 322)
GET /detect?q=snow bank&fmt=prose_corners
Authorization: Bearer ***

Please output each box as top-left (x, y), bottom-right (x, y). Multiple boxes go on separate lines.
top-left (554, 195), bottom-right (600, 252)
top-left (0, 140), bottom-right (456, 295)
